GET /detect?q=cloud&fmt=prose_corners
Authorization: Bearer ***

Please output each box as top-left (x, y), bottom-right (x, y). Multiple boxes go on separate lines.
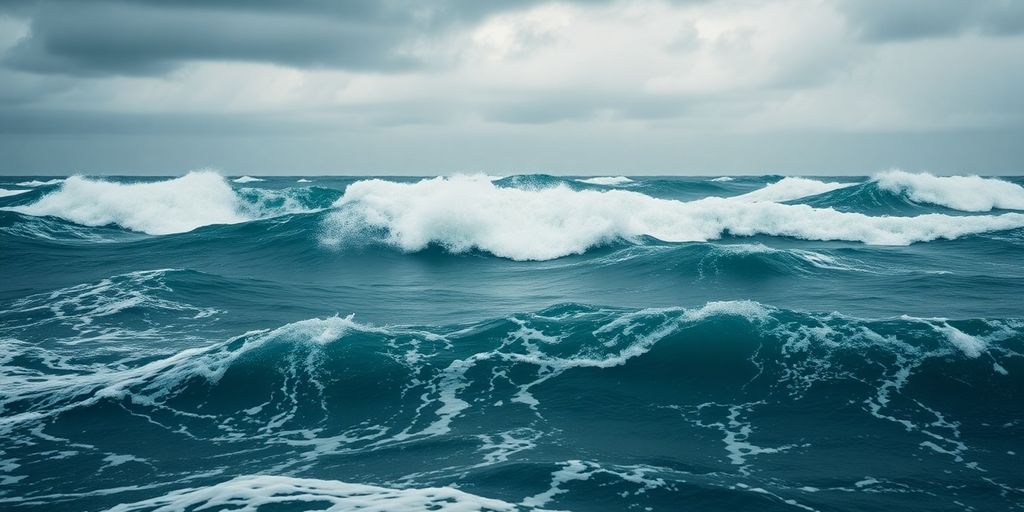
top-left (0, 0), bottom-right (1022, 173)
top-left (0, 0), bottom-right (614, 76)
top-left (839, 0), bottom-right (1024, 41)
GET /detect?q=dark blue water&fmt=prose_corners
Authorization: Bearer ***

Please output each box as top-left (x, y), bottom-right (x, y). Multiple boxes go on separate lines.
top-left (1, 173), bottom-right (1022, 511)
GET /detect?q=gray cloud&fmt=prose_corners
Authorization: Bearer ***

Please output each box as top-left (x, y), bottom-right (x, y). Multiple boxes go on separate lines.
top-left (840, 0), bottom-right (1024, 41)
top-left (1, 0), bottom-right (609, 76)
top-left (0, 0), bottom-right (1022, 174)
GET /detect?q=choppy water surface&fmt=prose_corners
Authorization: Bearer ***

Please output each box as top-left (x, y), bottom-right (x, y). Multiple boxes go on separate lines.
top-left (1, 172), bottom-right (1022, 511)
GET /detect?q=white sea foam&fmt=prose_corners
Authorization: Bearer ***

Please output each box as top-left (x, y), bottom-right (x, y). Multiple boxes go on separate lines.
top-left (710, 176), bottom-right (734, 182)
top-left (15, 178), bottom-right (64, 187)
top-left (0, 188), bottom-right (29, 198)
top-left (106, 475), bottom-right (520, 512)
top-left (296, 178), bottom-right (312, 183)
top-left (5, 172), bottom-right (247, 235)
top-left (4, 172), bottom-right (314, 235)
top-left (321, 175), bottom-right (1024, 260)
top-left (734, 177), bottom-right (855, 202)
top-left (577, 176), bottom-right (634, 186)
top-left (232, 175), bottom-right (264, 183)
top-left (874, 171), bottom-right (1024, 212)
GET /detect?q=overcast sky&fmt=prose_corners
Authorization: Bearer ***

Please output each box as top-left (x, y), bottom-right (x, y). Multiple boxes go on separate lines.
top-left (0, 0), bottom-right (1022, 175)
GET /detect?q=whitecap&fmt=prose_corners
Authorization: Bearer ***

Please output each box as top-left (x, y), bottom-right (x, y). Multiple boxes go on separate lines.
top-left (4, 172), bottom-right (314, 235)
top-left (577, 176), bottom-right (634, 186)
top-left (734, 177), bottom-right (856, 202)
top-left (4, 172), bottom-right (249, 235)
top-left (0, 188), bottom-right (30, 198)
top-left (16, 178), bottom-right (64, 187)
top-left (320, 175), bottom-right (1024, 261)
top-left (874, 170), bottom-right (1024, 212)
top-left (106, 475), bottom-right (520, 512)
top-left (232, 175), bottom-right (264, 183)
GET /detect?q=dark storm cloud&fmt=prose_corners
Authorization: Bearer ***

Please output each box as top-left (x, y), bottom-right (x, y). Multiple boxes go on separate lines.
top-left (0, 0), bottom-right (611, 76)
top-left (839, 0), bottom-right (1024, 41)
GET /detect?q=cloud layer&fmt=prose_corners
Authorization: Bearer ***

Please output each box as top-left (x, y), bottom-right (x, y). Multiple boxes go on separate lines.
top-left (0, 0), bottom-right (1022, 173)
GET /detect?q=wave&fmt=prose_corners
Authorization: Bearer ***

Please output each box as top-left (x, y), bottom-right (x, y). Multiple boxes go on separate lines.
top-left (2, 172), bottom-right (326, 235)
top-left (0, 188), bottom-right (30, 198)
top-left (320, 175), bottom-right (1024, 260)
top-left (874, 171), bottom-right (1024, 212)
top-left (2, 299), bottom-right (1021, 509)
top-left (232, 175), bottom-right (264, 183)
top-left (710, 176), bottom-right (734, 182)
top-left (15, 178), bottom-right (64, 187)
top-left (733, 177), bottom-right (856, 202)
top-left (577, 176), bottom-right (634, 186)
top-left (4, 300), bottom-right (1016, 436)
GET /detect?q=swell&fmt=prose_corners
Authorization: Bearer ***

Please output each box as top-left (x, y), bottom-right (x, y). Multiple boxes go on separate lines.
top-left (2, 301), bottom-right (1021, 510)
top-left (4, 301), bottom-right (1019, 433)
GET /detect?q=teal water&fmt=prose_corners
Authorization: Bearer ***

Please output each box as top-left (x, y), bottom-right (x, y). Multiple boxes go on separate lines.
top-left (1, 173), bottom-right (1022, 511)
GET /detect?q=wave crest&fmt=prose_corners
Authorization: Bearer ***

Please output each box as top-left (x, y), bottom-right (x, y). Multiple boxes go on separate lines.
top-left (874, 171), bottom-right (1024, 212)
top-left (3, 172), bottom-right (323, 235)
top-left (321, 175), bottom-right (1024, 260)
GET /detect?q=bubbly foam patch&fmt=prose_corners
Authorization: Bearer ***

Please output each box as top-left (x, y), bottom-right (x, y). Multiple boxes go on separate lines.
top-left (320, 175), bottom-right (1024, 260)
top-left (874, 171), bottom-right (1024, 212)
top-left (0, 188), bottom-right (29, 198)
top-left (232, 175), bottom-right (264, 183)
top-left (106, 475), bottom-right (520, 512)
top-left (735, 177), bottom-right (855, 202)
top-left (577, 176), bottom-right (634, 186)
top-left (710, 176), bottom-right (734, 182)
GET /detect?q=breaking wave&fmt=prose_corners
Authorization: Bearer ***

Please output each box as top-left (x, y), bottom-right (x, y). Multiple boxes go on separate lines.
top-left (3, 172), bottom-right (327, 235)
top-left (733, 177), bottom-right (854, 202)
top-left (320, 175), bottom-right (1024, 260)
top-left (0, 188), bottom-right (30, 198)
top-left (576, 176), bottom-right (634, 186)
top-left (874, 170), bottom-right (1024, 212)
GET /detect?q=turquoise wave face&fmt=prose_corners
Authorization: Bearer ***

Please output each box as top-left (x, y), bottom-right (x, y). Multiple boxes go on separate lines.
top-left (1, 173), bottom-right (1024, 511)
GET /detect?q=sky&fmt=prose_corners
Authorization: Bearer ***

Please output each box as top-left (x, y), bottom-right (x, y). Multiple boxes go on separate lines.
top-left (0, 0), bottom-right (1022, 175)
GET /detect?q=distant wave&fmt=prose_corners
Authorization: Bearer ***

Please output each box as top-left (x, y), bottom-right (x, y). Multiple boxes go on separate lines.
top-left (874, 171), bottom-right (1024, 212)
top-left (321, 175), bottom-right (1024, 260)
top-left (0, 188), bottom-right (30, 198)
top-left (2, 172), bottom-right (320, 235)
top-left (232, 175), bottom-right (264, 183)
top-left (710, 176), bottom-right (734, 182)
top-left (734, 177), bottom-right (855, 202)
top-left (577, 176), bottom-right (634, 186)
top-left (16, 178), bottom-right (64, 187)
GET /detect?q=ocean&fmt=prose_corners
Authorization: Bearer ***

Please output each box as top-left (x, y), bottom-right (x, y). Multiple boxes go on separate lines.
top-left (0, 172), bottom-right (1022, 511)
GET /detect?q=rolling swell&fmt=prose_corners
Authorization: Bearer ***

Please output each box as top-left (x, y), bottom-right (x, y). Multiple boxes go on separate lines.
top-left (1, 302), bottom-right (1021, 510)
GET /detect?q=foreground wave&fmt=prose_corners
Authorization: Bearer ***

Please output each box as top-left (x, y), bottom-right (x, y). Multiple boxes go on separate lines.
top-left (1, 293), bottom-right (1021, 510)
